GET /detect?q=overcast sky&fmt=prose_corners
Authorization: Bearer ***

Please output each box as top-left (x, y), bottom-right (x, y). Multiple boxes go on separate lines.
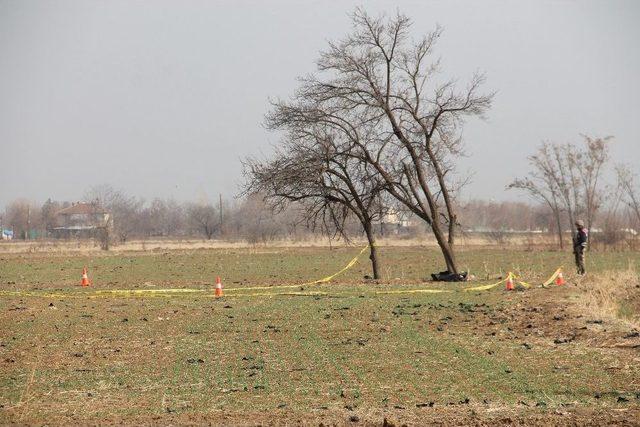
top-left (1, 0), bottom-right (638, 209)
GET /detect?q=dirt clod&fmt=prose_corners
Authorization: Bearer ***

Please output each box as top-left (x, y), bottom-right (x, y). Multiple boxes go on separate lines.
top-left (416, 402), bottom-right (434, 408)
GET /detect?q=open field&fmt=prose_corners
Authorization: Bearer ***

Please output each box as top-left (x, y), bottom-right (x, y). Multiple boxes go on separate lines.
top-left (1, 231), bottom-right (611, 255)
top-left (1, 246), bottom-right (639, 425)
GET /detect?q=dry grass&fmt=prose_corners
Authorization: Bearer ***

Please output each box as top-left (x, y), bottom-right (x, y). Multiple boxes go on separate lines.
top-left (0, 233), bottom-right (562, 255)
top-left (576, 268), bottom-right (640, 329)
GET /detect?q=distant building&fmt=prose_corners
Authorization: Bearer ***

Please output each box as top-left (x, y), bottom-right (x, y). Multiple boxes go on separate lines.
top-left (381, 208), bottom-right (414, 228)
top-left (51, 202), bottom-right (110, 238)
top-left (373, 208), bottom-right (416, 235)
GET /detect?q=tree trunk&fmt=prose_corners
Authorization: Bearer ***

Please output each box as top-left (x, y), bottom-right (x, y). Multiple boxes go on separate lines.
top-left (430, 220), bottom-right (458, 274)
top-left (99, 226), bottom-right (110, 251)
top-left (554, 209), bottom-right (564, 250)
top-left (364, 223), bottom-right (380, 280)
top-left (448, 215), bottom-right (456, 246)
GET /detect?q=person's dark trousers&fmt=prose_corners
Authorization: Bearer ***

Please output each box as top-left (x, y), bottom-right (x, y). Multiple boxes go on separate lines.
top-left (574, 250), bottom-right (586, 275)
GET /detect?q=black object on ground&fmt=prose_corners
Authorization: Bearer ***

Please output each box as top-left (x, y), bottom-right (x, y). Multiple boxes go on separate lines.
top-left (431, 270), bottom-right (468, 282)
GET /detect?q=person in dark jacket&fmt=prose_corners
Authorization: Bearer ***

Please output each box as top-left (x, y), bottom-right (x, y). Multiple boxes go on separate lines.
top-left (573, 219), bottom-right (588, 275)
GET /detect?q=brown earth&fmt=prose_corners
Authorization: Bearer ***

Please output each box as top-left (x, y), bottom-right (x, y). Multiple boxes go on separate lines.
top-left (2, 283), bottom-right (638, 426)
top-left (1, 248), bottom-right (639, 426)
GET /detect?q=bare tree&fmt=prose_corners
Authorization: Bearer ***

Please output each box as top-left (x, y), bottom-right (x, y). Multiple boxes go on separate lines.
top-left (616, 164), bottom-right (640, 226)
top-left (244, 127), bottom-right (388, 279)
top-left (575, 135), bottom-right (611, 231)
top-left (510, 136), bottom-right (610, 247)
top-left (459, 200), bottom-right (546, 232)
top-left (140, 198), bottom-right (186, 237)
top-left (84, 184), bottom-right (143, 243)
top-left (547, 137), bottom-right (610, 233)
top-left (186, 203), bottom-right (218, 239)
top-left (508, 144), bottom-right (566, 248)
top-left (4, 199), bottom-right (40, 239)
top-left (266, 9), bottom-right (492, 274)
top-left (552, 143), bottom-right (581, 230)
top-left (41, 198), bottom-right (61, 236)
top-left (598, 179), bottom-right (628, 249)
top-left (232, 194), bottom-right (293, 244)
top-left (163, 199), bottom-right (186, 237)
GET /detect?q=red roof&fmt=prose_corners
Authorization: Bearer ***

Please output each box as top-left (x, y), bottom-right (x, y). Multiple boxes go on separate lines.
top-left (56, 203), bottom-right (107, 215)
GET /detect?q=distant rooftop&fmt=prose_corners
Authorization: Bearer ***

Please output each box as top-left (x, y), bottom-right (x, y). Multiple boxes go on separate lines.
top-left (56, 202), bottom-right (107, 215)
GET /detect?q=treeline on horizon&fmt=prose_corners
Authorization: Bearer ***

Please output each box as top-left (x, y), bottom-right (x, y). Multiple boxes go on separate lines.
top-left (2, 184), bottom-right (638, 248)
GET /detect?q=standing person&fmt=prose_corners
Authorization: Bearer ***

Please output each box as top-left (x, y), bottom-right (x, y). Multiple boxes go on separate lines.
top-left (573, 219), bottom-right (588, 275)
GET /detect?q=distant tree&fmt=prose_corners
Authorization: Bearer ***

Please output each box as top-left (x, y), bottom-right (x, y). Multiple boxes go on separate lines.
top-left (4, 199), bottom-right (40, 239)
top-left (598, 180), bottom-right (628, 248)
top-left (186, 203), bottom-right (218, 239)
top-left (233, 194), bottom-right (289, 244)
top-left (41, 198), bottom-right (61, 235)
top-left (575, 136), bottom-right (610, 231)
top-left (144, 198), bottom-right (182, 237)
top-left (510, 136), bottom-right (611, 247)
top-left (84, 184), bottom-right (144, 243)
top-left (508, 143), bottom-right (566, 248)
top-left (458, 199), bottom-right (545, 233)
top-left (616, 164), bottom-right (640, 226)
top-left (166, 199), bottom-right (187, 236)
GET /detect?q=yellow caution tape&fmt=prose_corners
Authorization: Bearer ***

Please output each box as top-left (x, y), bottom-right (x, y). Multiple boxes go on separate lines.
top-left (542, 267), bottom-right (562, 288)
top-left (0, 289), bottom-right (327, 299)
top-left (508, 272), bottom-right (531, 289)
top-left (463, 267), bottom-right (563, 292)
top-left (224, 244), bottom-right (369, 292)
top-left (300, 244), bottom-right (369, 286)
top-left (0, 290), bottom-right (71, 299)
top-left (94, 289), bottom-right (206, 295)
top-left (462, 277), bottom-right (506, 292)
top-left (375, 288), bottom-right (451, 295)
top-left (0, 245), bottom-right (370, 299)
top-left (223, 291), bottom-right (327, 298)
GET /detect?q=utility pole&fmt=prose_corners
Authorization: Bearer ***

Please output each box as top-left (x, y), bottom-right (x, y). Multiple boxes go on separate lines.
top-left (27, 205), bottom-right (31, 240)
top-left (219, 193), bottom-right (223, 235)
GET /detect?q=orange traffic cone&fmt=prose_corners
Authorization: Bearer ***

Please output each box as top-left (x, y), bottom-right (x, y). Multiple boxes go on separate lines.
top-left (81, 267), bottom-right (90, 287)
top-left (505, 273), bottom-right (515, 291)
top-left (215, 276), bottom-right (223, 297)
top-left (555, 271), bottom-right (566, 286)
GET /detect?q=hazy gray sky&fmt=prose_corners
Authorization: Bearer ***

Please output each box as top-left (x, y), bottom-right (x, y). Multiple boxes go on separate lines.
top-left (1, 0), bottom-right (638, 209)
